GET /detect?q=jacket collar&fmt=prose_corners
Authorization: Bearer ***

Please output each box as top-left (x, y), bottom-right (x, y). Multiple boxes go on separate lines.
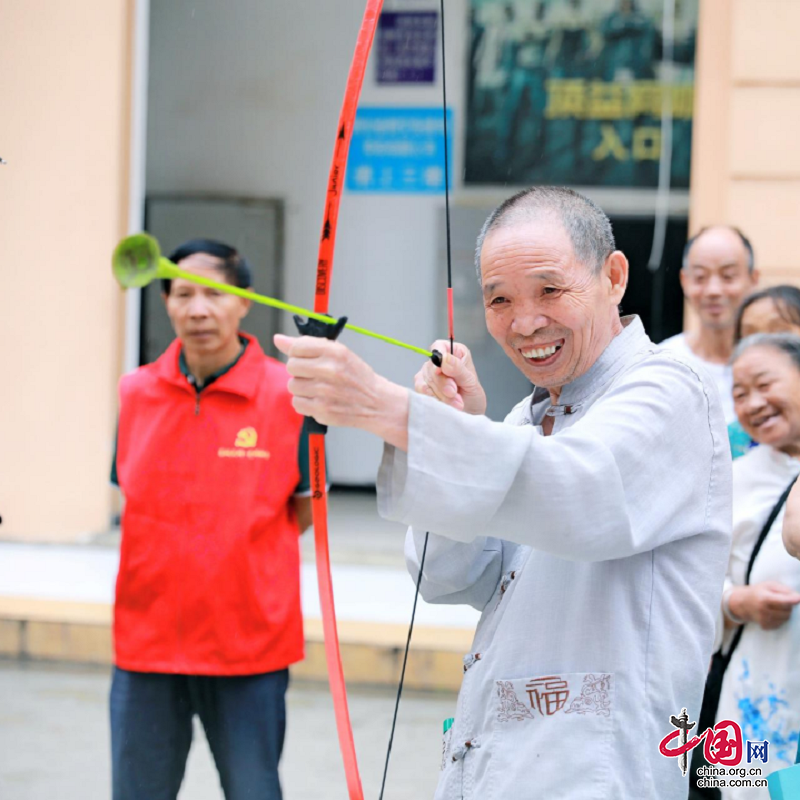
top-left (530, 315), bottom-right (653, 416)
top-left (154, 331), bottom-right (264, 400)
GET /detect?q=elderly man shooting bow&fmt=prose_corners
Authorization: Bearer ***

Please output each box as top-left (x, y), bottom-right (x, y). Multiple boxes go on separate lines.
top-left (275, 186), bottom-right (731, 800)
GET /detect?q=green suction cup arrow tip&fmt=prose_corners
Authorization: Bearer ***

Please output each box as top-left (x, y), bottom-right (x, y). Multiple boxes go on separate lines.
top-left (112, 233), bottom-right (162, 289)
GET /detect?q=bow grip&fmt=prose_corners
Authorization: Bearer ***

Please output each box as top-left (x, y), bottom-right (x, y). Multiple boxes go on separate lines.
top-left (293, 314), bottom-right (348, 435)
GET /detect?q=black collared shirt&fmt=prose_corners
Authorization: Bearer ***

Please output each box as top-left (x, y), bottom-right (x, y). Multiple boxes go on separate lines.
top-left (178, 336), bottom-right (248, 391)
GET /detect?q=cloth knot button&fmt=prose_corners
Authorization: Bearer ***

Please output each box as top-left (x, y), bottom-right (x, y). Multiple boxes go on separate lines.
top-left (500, 571), bottom-right (517, 594)
top-left (463, 653), bottom-right (482, 672)
top-left (451, 738), bottom-right (481, 762)
top-left (545, 403), bottom-right (582, 417)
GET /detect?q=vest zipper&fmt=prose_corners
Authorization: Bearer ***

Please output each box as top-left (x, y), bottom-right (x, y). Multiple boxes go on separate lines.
top-left (187, 374), bottom-right (201, 416)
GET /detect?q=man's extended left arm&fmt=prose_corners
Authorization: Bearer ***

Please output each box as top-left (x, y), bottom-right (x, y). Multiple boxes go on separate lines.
top-left (275, 335), bottom-right (723, 562)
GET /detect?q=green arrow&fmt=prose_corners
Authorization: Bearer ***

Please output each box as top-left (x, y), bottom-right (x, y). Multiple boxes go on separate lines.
top-left (113, 233), bottom-right (438, 360)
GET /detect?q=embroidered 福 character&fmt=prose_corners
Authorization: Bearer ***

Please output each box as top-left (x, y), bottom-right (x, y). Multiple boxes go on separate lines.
top-left (526, 675), bottom-right (570, 716)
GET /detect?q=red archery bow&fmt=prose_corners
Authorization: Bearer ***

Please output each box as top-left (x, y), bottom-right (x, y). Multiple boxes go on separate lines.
top-left (307, 3), bottom-right (383, 798)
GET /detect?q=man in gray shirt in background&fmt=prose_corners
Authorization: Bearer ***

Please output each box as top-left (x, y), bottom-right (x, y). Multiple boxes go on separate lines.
top-left (661, 225), bottom-right (759, 424)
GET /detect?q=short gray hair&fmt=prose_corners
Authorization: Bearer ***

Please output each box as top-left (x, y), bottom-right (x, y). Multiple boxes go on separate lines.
top-left (732, 332), bottom-right (800, 372)
top-left (474, 186), bottom-right (616, 279)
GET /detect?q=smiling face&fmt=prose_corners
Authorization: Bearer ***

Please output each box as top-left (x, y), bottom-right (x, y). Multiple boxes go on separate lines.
top-left (164, 253), bottom-right (250, 366)
top-left (733, 346), bottom-right (800, 454)
top-left (680, 228), bottom-right (758, 332)
top-left (480, 217), bottom-right (627, 394)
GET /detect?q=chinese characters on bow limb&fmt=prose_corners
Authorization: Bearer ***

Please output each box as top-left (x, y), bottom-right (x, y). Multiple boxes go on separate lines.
top-left (276, 187), bottom-right (732, 800)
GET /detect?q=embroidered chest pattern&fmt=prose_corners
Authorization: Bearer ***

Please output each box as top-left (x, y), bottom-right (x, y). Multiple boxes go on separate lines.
top-left (565, 674), bottom-right (613, 717)
top-left (496, 674), bottom-right (613, 722)
top-left (496, 681), bottom-right (534, 722)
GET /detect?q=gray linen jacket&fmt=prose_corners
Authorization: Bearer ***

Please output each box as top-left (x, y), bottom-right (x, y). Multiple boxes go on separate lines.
top-left (378, 316), bottom-right (732, 800)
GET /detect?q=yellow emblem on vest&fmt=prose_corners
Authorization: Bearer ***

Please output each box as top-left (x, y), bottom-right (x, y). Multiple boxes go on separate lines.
top-left (218, 427), bottom-right (269, 459)
top-left (235, 427), bottom-right (258, 448)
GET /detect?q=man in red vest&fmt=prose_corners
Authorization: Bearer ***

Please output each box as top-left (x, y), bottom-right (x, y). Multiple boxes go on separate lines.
top-left (111, 238), bottom-right (311, 800)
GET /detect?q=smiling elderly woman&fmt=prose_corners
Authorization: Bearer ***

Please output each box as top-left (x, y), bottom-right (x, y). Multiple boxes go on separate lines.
top-left (715, 333), bottom-right (800, 798)
top-left (728, 286), bottom-right (800, 458)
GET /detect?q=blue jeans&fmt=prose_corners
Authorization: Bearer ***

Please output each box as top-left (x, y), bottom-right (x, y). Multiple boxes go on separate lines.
top-left (110, 667), bottom-right (288, 800)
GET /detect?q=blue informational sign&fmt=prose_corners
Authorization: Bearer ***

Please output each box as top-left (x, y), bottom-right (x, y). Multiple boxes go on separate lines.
top-left (377, 11), bottom-right (438, 84)
top-left (346, 107), bottom-right (454, 194)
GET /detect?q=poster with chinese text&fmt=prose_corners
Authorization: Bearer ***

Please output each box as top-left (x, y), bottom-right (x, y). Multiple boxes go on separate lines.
top-left (465, 0), bottom-right (698, 188)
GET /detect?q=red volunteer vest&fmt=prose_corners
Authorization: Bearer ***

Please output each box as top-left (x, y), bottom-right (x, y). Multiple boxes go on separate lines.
top-left (115, 334), bottom-right (305, 675)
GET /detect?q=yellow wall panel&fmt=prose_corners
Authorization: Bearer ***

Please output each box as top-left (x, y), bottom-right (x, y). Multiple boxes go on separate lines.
top-left (730, 89), bottom-right (800, 177)
top-left (732, 0), bottom-right (800, 83)
top-left (749, 268), bottom-right (800, 289)
top-left (689, 0), bottom-right (733, 227)
top-left (0, 0), bottom-right (132, 540)
top-left (728, 181), bottom-right (800, 272)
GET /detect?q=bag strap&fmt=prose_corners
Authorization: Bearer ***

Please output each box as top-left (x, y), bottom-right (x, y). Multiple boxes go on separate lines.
top-left (725, 473), bottom-right (799, 664)
top-left (745, 474), bottom-right (799, 584)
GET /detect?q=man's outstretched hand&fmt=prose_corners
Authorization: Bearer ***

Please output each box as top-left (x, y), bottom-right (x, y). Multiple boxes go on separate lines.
top-left (274, 334), bottom-right (409, 451)
top-left (414, 340), bottom-right (487, 415)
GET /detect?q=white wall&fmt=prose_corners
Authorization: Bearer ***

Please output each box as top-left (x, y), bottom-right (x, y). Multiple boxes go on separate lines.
top-left (146, 0), bottom-right (471, 482)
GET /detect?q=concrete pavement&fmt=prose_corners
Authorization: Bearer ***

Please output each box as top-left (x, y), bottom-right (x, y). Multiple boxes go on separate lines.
top-left (0, 659), bottom-right (456, 800)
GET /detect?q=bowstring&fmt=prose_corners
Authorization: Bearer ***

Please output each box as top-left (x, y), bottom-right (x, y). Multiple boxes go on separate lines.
top-left (378, 0), bottom-right (454, 796)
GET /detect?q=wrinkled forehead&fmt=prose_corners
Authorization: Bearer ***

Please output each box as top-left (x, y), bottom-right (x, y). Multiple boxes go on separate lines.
top-left (741, 297), bottom-right (783, 325)
top-left (733, 345), bottom-right (794, 380)
top-left (170, 253), bottom-right (232, 289)
top-left (480, 218), bottom-right (583, 276)
top-left (176, 252), bottom-right (226, 272)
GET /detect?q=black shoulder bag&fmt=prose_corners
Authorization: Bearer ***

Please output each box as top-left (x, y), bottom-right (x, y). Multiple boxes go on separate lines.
top-left (690, 474), bottom-right (799, 799)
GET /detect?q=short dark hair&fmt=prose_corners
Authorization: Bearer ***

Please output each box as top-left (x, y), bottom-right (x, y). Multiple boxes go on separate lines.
top-left (161, 238), bottom-right (252, 294)
top-left (732, 332), bottom-right (800, 373)
top-left (475, 186), bottom-right (616, 279)
top-left (682, 226), bottom-right (755, 273)
top-left (734, 284), bottom-right (800, 342)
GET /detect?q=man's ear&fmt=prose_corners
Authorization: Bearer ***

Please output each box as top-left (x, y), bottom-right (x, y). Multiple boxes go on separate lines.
top-left (678, 267), bottom-right (688, 295)
top-left (239, 293), bottom-right (252, 320)
top-left (605, 250), bottom-right (629, 305)
top-left (162, 290), bottom-right (178, 334)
